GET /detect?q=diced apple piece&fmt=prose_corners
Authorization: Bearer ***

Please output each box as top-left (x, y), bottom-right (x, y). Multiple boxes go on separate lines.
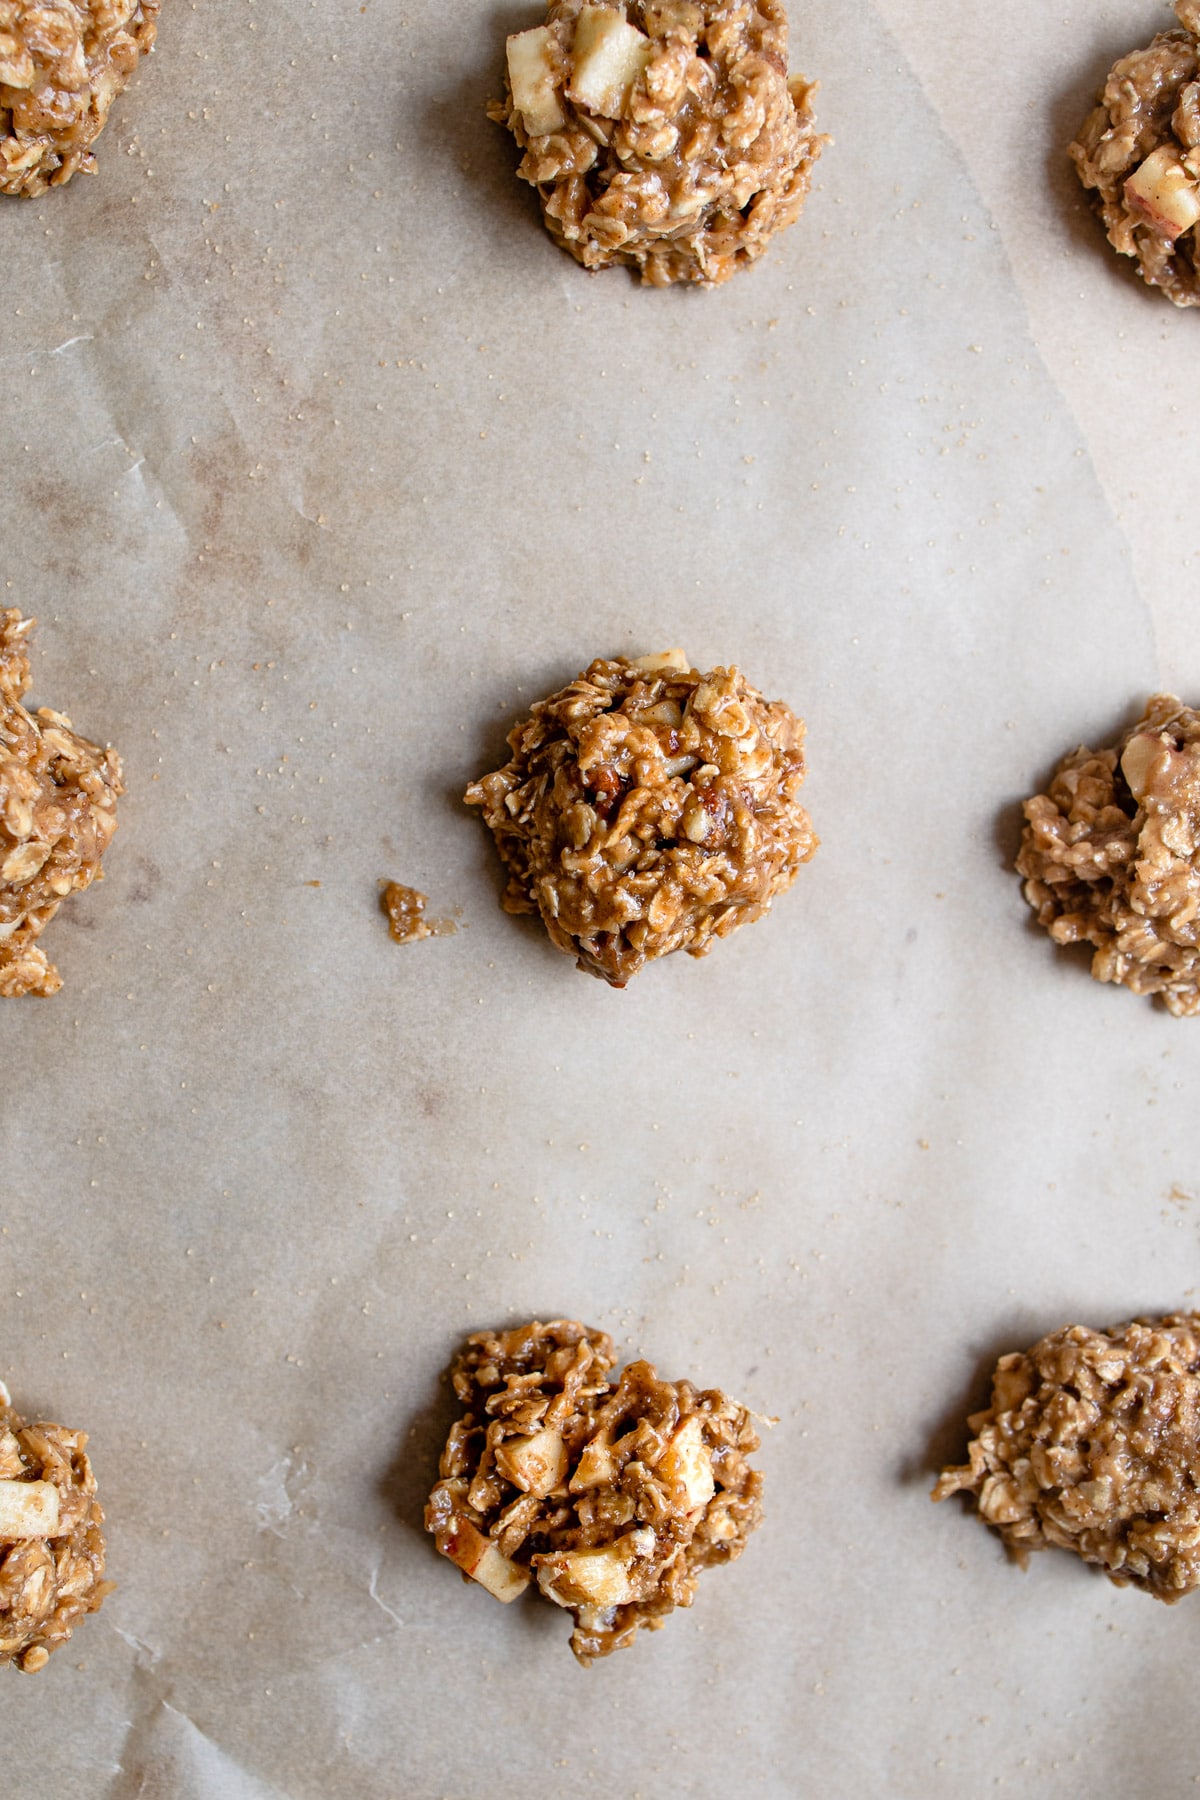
top-left (0, 1479), bottom-right (60, 1541)
top-left (569, 1432), bottom-right (617, 1491)
top-left (1120, 732), bottom-right (1168, 801)
top-left (507, 27), bottom-right (566, 137)
top-left (632, 648), bottom-right (690, 675)
top-left (494, 1425), bottom-right (568, 1499)
top-left (1124, 146), bottom-right (1200, 241)
top-left (659, 1415), bottom-right (715, 1512)
top-left (537, 1539), bottom-right (640, 1608)
top-left (469, 1540), bottom-right (532, 1603)
top-left (568, 7), bottom-right (653, 118)
top-left (436, 1515), bottom-right (530, 1603)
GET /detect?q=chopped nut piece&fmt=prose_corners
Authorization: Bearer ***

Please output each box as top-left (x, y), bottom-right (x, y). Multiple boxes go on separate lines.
top-left (489, 0), bottom-right (827, 286)
top-left (0, 0), bottom-right (159, 198)
top-left (934, 1313), bottom-right (1200, 1600)
top-left (0, 612), bottom-right (123, 997)
top-left (380, 880), bottom-right (457, 945)
top-left (425, 1319), bottom-right (763, 1663)
top-left (465, 652), bottom-right (816, 985)
top-left (1069, 1), bottom-right (1200, 305)
top-left (1016, 695), bottom-right (1200, 1015)
top-left (0, 1386), bottom-right (110, 1671)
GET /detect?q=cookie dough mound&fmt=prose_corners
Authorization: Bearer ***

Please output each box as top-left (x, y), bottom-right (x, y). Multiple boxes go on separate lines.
top-left (1016, 695), bottom-right (1200, 1015)
top-left (934, 1314), bottom-right (1200, 1600)
top-left (465, 650), bottom-right (816, 985)
top-left (1069, 0), bottom-right (1200, 306)
top-left (490, 0), bottom-right (825, 286)
top-left (425, 1319), bottom-right (763, 1663)
top-left (0, 0), bottom-right (158, 198)
top-left (0, 1380), bottom-right (110, 1671)
top-left (0, 611), bottom-right (124, 996)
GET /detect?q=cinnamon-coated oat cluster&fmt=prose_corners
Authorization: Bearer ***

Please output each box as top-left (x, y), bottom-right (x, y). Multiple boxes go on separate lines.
top-left (491, 0), bottom-right (825, 285)
top-left (934, 1315), bottom-right (1200, 1600)
top-left (425, 1319), bottom-right (763, 1662)
top-left (1016, 696), bottom-right (1200, 1016)
top-left (0, 1381), bottom-right (110, 1671)
top-left (465, 651), bottom-right (816, 985)
top-left (0, 612), bottom-right (123, 997)
top-left (0, 0), bottom-right (158, 197)
top-left (1069, 0), bottom-right (1200, 305)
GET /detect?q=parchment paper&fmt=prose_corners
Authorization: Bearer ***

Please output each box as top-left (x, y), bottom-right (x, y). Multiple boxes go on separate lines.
top-left (2, 1), bottom-right (1199, 1793)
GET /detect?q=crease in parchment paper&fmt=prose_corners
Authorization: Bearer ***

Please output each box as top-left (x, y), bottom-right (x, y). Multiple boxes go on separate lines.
top-left (866, 0), bottom-right (1174, 675)
top-left (117, 1701), bottom-right (290, 1800)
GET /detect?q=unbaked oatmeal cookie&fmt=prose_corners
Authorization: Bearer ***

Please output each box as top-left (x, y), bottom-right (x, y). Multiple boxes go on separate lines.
top-left (0, 0), bottom-right (158, 198)
top-left (1016, 695), bottom-right (1200, 1015)
top-left (1069, 0), bottom-right (1200, 305)
top-left (465, 650), bottom-right (816, 985)
top-left (0, 611), bottom-right (123, 997)
top-left (490, 0), bottom-right (825, 285)
top-left (0, 1380), bottom-right (110, 1671)
top-left (425, 1319), bottom-right (763, 1662)
top-left (934, 1314), bottom-right (1200, 1600)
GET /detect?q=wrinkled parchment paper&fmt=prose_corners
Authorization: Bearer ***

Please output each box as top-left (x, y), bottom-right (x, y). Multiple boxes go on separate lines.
top-left (3, 1), bottom-right (1199, 1793)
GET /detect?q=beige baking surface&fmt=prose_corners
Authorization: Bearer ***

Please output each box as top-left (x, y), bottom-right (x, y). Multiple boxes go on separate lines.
top-left (2, 1), bottom-right (1199, 1793)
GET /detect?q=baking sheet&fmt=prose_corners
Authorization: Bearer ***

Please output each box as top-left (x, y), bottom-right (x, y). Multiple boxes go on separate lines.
top-left (2, 0), bottom-right (1199, 1793)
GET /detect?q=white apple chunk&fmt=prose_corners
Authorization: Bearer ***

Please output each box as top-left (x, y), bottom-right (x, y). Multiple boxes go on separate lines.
top-left (1124, 146), bottom-right (1200, 241)
top-left (568, 7), bottom-right (653, 118)
top-left (494, 1425), bottom-right (568, 1499)
top-left (569, 1431), bottom-right (617, 1491)
top-left (0, 1479), bottom-right (60, 1541)
top-left (537, 1538), bottom-right (641, 1608)
top-left (1120, 731), bottom-right (1169, 801)
top-left (658, 1415), bottom-right (715, 1512)
top-left (632, 648), bottom-right (690, 675)
top-left (506, 27), bottom-right (566, 137)
top-left (438, 1515), bottom-right (530, 1603)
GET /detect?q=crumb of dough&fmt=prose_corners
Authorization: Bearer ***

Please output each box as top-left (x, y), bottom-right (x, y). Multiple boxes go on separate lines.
top-left (1016, 695), bottom-right (1200, 1016)
top-left (0, 1379), bottom-right (111, 1670)
top-left (489, 0), bottom-right (827, 286)
top-left (933, 1314), bottom-right (1200, 1601)
top-left (0, 612), bottom-right (123, 997)
top-left (464, 650), bottom-right (816, 986)
top-left (425, 1319), bottom-right (763, 1663)
top-left (380, 881), bottom-right (457, 944)
top-left (0, 0), bottom-right (159, 198)
top-left (1069, 0), bottom-right (1200, 306)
